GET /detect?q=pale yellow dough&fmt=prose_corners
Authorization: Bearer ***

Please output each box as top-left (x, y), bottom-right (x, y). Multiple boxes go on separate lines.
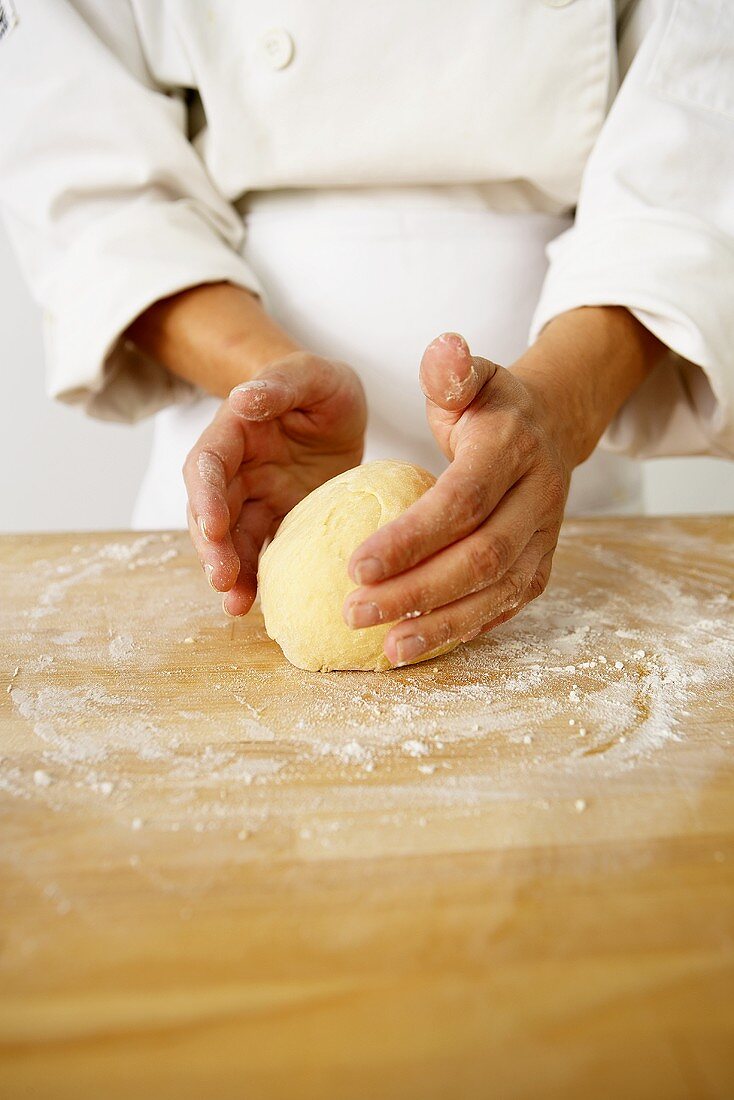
top-left (258, 459), bottom-right (458, 672)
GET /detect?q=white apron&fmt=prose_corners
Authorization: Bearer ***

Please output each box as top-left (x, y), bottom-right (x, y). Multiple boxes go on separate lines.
top-left (133, 187), bottom-right (641, 529)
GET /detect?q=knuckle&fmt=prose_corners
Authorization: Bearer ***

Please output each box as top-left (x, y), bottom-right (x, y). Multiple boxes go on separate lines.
top-left (401, 581), bottom-right (432, 615)
top-left (526, 576), bottom-right (545, 602)
top-left (496, 405), bottom-right (525, 436)
top-left (385, 526), bottom-right (417, 571)
top-left (192, 447), bottom-right (225, 482)
top-left (544, 468), bottom-right (567, 510)
top-left (475, 355), bottom-right (499, 386)
top-left (539, 524), bottom-right (561, 556)
top-left (502, 569), bottom-right (526, 607)
top-left (455, 478), bottom-right (487, 527)
top-left (464, 541), bottom-right (493, 589)
top-left (502, 377), bottom-right (535, 417)
top-left (516, 388), bottom-right (536, 418)
top-left (483, 531), bottom-right (514, 579)
top-left (429, 618), bottom-right (454, 649)
top-left (417, 581), bottom-right (439, 612)
top-left (527, 566), bottom-right (550, 602)
top-left (205, 446), bottom-right (227, 467)
top-left (513, 423), bottom-right (541, 464)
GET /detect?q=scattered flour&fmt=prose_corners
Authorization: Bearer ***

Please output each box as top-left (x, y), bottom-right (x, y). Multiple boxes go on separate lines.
top-left (108, 635), bottom-right (135, 662)
top-left (2, 523), bottom-right (732, 849)
top-left (52, 631), bottom-right (86, 647)
top-left (402, 739), bottom-right (430, 757)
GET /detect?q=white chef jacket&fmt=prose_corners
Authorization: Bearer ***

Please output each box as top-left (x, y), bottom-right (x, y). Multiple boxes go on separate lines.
top-left (131, 186), bottom-right (643, 525)
top-left (1, 0), bottom-right (733, 488)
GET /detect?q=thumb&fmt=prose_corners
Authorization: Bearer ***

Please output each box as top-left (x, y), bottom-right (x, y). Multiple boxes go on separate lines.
top-left (228, 355), bottom-right (337, 422)
top-left (228, 374), bottom-right (299, 423)
top-left (420, 332), bottom-right (498, 413)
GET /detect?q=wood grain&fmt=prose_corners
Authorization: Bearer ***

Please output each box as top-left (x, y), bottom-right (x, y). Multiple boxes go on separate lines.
top-left (1, 517), bottom-right (733, 1099)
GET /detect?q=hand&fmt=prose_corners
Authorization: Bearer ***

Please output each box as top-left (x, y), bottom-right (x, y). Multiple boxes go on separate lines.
top-left (343, 332), bottom-right (574, 665)
top-left (185, 352), bottom-right (366, 615)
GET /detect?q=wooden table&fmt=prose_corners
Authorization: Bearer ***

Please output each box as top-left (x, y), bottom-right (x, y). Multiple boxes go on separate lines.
top-left (1, 517), bottom-right (733, 1099)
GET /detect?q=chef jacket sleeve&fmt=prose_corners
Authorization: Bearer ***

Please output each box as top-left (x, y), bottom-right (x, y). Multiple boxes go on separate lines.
top-left (529, 0), bottom-right (734, 459)
top-left (0, 0), bottom-right (263, 423)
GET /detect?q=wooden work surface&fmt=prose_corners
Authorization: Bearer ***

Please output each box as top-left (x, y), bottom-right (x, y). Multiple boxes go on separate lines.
top-left (1, 516), bottom-right (733, 1099)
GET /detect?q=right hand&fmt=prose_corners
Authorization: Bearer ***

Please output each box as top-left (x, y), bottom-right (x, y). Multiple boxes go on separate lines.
top-left (184, 352), bottom-right (366, 616)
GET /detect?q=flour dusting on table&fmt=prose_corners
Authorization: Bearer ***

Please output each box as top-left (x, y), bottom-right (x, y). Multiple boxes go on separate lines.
top-left (2, 524), bottom-right (733, 868)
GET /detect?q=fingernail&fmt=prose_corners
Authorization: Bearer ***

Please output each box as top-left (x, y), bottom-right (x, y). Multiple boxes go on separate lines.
top-left (204, 563), bottom-right (216, 589)
top-left (222, 597), bottom-right (237, 618)
top-left (347, 601), bottom-right (382, 629)
top-left (198, 516), bottom-right (210, 541)
top-left (231, 379), bottom-right (269, 394)
top-left (395, 634), bottom-right (426, 665)
top-left (231, 379), bottom-right (278, 421)
top-left (353, 557), bottom-right (383, 585)
top-left (435, 332), bottom-right (470, 354)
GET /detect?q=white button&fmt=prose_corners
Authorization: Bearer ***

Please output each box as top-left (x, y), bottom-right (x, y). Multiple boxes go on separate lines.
top-left (260, 28), bottom-right (294, 70)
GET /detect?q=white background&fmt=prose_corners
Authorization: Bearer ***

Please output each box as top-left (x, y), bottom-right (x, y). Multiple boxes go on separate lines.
top-left (1, 224), bottom-right (732, 533)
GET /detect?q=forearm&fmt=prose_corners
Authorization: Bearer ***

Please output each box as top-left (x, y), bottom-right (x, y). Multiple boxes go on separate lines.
top-left (513, 306), bottom-right (665, 467)
top-left (126, 282), bottom-right (303, 397)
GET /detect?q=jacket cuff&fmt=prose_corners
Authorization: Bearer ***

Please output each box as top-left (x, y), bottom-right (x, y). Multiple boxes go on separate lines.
top-left (529, 213), bottom-right (734, 458)
top-left (43, 198), bottom-right (264, 423)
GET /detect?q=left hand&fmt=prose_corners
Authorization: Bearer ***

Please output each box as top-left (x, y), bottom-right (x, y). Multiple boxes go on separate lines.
top-left (183, 352), bottom-right (366, 616)
top-left (343, 332), bottom-right (573, 666)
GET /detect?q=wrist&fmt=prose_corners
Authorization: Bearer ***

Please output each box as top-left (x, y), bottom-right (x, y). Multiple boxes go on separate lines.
top-left (217, 322), bottom-right (303, 391)
top-left (512, 306), bottom-right (664, 469)
top-left (512, 350), bottom-right (599, 471)
top-left (127, 281), bottom-right (303, 398)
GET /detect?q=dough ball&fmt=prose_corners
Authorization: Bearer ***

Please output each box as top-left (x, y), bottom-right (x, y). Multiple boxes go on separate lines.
top-left (258, 459), bottom-right (456, 672)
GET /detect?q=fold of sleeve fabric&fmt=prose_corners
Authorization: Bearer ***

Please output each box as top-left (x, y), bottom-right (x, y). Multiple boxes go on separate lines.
top-left (530, 0), bottom-right (734, 459)
top-left (0, 0), bottom-right (263, 422)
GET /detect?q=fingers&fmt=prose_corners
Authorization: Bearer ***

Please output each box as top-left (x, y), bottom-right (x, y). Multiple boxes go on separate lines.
top-left (478, 550), bottom-right (555, 634)
top-left (350, 354), bottom-right (540, 587)
top-left (222, 500), bottom-right (275, 617)
top-left (383, 535), bottom-right (553, 667)
top-left (344, 477), bottom-right (550, 628)
top-left (229, 377), bottom-right (297, 422)
top-left (187, 505), bottom-right (239, 592)
top-left (183, 405), bottom-right (247, 544)
top-left (350, 355), bottom-right (564, 587)
top-left (349, 433), bottom-right (522, 586)
top-left (419, 332), bottom-right (498, 413)
top-left (183, 408), bottom-right (244, 590)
